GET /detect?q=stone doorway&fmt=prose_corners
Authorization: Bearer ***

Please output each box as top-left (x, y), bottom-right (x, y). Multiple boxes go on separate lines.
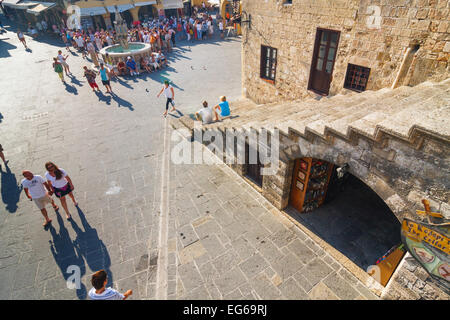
top-left (287, 159), bottom-right (402, 273)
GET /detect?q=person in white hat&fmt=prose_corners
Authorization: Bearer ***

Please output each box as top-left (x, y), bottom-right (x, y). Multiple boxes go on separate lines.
top-left (126, 56), bottom-right (139, 76)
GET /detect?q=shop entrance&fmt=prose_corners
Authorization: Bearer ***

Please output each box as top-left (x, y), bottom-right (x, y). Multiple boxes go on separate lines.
top-left (288, 157), bottom-right (405, 286)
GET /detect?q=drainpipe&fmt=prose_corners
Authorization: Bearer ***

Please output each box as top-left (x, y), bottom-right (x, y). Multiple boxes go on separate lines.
top-left (391, 47), bottom-right (411, 90)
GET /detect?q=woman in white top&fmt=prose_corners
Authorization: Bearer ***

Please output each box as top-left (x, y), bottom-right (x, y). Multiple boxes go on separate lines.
top-left (45, 161), bottom-right (77, 220)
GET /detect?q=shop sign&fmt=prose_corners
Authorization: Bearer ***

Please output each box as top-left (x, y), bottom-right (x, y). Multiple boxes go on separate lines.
top-left (401, 219), bottom-right (449, 289)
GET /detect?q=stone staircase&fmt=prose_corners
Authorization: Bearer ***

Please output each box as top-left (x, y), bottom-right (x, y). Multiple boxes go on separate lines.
top-left (173, 78), bottom-right (450, 148)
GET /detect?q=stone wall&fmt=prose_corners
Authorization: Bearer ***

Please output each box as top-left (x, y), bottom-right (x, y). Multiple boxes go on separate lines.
top-left (241, 0), bottom-right (450, 104)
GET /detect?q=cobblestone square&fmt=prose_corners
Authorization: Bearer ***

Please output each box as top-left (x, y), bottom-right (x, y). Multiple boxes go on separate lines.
top-left (0, 15), bottom-right (383, 301)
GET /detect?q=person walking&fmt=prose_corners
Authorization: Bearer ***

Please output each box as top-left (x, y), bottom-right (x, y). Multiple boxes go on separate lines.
top-left (57, 50), bottom-right (71, 76)
top-left (17, 29), bottom-right (28, 49)
top-left (83, 66), bottom-right (100, 92)
top-left (53, 57), bottom-right (65, 83)
top-left (157, 80), bottom-right (177, 117)
top-left (99, 63), bottom-right (112, 93)
top-left (21, 170), bottom-right (59, 227)
top-left (44, 162), bottom-right (77, 220)
top-left (61, 32), bottom-right (70, 51)
top-left (89, 270), bottom-right (133, 300)
top-left (219, 19), bottom-right (224, 39)
top-left (0, 144), bottom-right (7, 166)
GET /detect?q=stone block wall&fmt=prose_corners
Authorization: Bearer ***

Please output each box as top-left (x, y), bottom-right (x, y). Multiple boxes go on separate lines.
top-left (241, 0), bottom-right (450, 104)
top-left (382, 253), bottom-right (449, 299)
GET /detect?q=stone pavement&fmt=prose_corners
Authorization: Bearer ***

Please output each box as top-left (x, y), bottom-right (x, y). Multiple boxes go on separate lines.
top-left (0, 18), bottom-right (378, 300)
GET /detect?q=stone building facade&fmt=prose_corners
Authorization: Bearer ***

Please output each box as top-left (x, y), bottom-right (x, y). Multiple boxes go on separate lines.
top-left (241, 0), bottom-right (450, 104)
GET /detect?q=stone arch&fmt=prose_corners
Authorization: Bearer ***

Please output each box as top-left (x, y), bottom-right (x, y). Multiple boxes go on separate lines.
top-left (273, 133), bottom-right (448, 223)
top-left (285, 151), bottom-right (407, 222)
top-left (220, 0), bottom-right (241, 19)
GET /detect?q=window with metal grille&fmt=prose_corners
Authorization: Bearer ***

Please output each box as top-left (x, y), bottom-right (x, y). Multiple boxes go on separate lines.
top-left (344, 64), bottom-right (371, 92)
top-left (260, 45), bottom-right (277, 83)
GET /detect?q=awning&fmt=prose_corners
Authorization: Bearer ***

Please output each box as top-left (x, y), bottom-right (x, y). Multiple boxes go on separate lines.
top-left (26, 2), bottom-right (56, 15)
top-left (134, 1), bottom-right (156, 7)
top-left (105, 4), bottom-right (134, 13)
top-left (1, 0), bottom-right (21, 7)
top-left (79, 6), bottom-right (107, 17)
top-left (163, 0), bottom-right (183, 9)
top-left (2, 0), bottom-right (39, 9)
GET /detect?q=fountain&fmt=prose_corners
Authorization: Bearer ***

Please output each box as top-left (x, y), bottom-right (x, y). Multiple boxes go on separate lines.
top-left (99, 6), bottom-right (152, 65)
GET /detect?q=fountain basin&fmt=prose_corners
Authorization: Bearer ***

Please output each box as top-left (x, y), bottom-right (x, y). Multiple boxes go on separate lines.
top-left (99, 42), bottom-right (152, 65)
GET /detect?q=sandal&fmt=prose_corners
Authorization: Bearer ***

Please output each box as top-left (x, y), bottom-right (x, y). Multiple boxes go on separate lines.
top-left (43, 219), bottom-right (52, 227)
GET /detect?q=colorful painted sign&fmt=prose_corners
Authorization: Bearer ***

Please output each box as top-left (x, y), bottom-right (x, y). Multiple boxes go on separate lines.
top-left (401, 219), bottom-right (450, 289)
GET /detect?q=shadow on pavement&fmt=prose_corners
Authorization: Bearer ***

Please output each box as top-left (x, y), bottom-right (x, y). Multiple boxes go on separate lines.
top-left (0, 39), bottom-right (16, 58)
top-left (70, 206), bottom-right (114, 293)
top-left (111, 92), bottom-right (134, 111)
top-left (70, 76), bottom-right (83, 87)
top-left (0, 164), bottom-right (22, 213)
top-left (64, 81), bottom-right (78, 95)
top-left (48, 210), bottom-right (87, 299)
top-left (114, 77), bottom-right (133, 89)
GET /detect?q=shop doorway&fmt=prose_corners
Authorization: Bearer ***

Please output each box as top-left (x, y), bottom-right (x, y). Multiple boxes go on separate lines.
top-left (287, 157), bottom-right (404, 285)
top-left (139, 5), bottom-right (156, 21)
top-left (308, 28), bottom-right (340, 96)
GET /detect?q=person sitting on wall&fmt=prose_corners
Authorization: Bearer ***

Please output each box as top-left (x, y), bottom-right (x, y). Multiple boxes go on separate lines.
top-left (154, 50), bottom-right (167, 67)
top-left (149, 55), bottom-right (160, 71)
top-left (213, 96), bottom-right (231, 121)
top-left (126, 56), bottom-right (139, 76)
top-left (117, 59), bottom-right (127, 76)
top-left (140, 56), bottom-right (152, 73)
top-left (195, 101), bottom-right (213, 124)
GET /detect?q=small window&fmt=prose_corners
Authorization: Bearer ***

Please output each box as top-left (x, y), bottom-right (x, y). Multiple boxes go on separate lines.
top-left (344, 64), bottom-right (371, 92)
top-left (283, 0), bottom-right (293, 4)
top-left (260, 45), bottom-right (277, 83)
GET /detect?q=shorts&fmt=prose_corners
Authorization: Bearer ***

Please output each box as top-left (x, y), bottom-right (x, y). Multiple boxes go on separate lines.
top-left (33, 195), bottom-right (52, 210)
top-left (61, 61), bottom-right (69, 68)
top-left (53, 183), bottom-right (73, 198)
top-left (101, 80), bottom-right (110, 86)
top-left (89, 82), bottom-right (99, 89)
top-left (0, 144), bottom-right (3, 152)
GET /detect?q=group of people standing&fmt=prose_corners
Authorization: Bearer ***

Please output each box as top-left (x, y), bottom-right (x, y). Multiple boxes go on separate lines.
top-left (21, 162), bottom-right (77, 227)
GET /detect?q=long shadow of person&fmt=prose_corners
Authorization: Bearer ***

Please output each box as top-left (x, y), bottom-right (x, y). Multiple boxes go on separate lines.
top-left (63, 81), bottom-right (78, 95)
top-left (0, 164), bottom-right (22, 213)
top-left (70, 76), bottom-right (83, 87)
top-left (69, 206), bottom-right (114, 289)
top-left (110, 92), bottom-right (134, 111)
top-left (48, 210), bottom-right (87, 299)
top-left (94, 90), bottom-right (111, 105)
top-left (115, 77), bottom-right (133, 89)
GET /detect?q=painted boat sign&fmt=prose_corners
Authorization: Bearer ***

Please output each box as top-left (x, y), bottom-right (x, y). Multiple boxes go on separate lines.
top-left (401, 219), bottom-right (449, 289)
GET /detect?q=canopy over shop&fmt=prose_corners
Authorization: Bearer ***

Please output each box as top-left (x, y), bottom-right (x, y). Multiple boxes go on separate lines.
top-left (2, 0), bottom-right (62, 26)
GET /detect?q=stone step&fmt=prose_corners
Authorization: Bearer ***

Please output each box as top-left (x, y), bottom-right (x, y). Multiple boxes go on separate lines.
top-left (187, 78), bottom-right (450, 148)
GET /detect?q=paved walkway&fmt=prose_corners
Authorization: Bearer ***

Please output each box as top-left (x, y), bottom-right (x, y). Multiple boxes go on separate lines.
top-left (0, 18), bottom-right (378, 300)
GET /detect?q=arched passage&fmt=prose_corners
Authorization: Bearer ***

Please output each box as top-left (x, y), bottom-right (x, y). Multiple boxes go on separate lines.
top-left (286, 157), bottom-right (404, 284)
